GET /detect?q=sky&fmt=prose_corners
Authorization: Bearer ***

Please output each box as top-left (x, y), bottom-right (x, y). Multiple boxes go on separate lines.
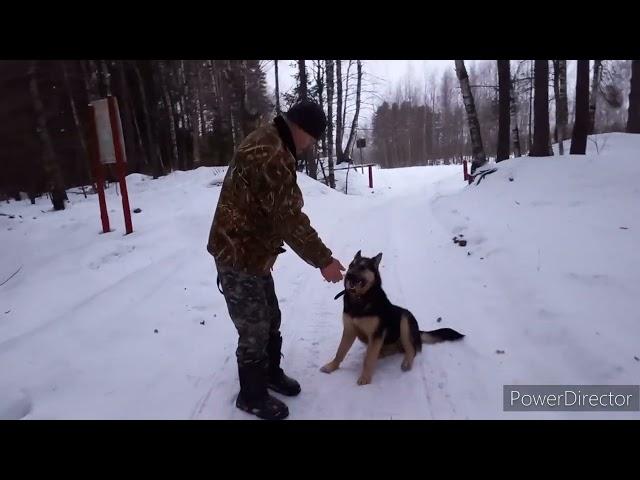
top-left (263, 60), bottom-right (587, 130)
top-left (264, 60), bottom-right (455, 126)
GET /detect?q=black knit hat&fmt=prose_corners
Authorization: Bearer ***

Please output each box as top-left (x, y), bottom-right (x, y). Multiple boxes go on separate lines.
top-left (285, 100), bottom-right (327, 140)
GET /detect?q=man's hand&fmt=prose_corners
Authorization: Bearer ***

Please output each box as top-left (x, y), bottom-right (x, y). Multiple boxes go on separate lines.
top-left (320, 258), bottom-right (345, 283)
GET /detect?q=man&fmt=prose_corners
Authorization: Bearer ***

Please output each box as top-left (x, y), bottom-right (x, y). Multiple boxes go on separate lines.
top-left (207, 100), bottom-right (345, 420)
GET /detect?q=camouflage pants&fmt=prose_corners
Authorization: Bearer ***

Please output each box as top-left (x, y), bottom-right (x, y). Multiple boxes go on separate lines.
top-left (215, 259), bottom-right (281, 366)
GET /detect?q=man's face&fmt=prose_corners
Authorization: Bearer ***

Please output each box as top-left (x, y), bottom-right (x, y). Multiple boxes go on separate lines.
top-left (291, 123), bottom-right (317, 155)
top-left (296, 129), bottom-right (316, 155)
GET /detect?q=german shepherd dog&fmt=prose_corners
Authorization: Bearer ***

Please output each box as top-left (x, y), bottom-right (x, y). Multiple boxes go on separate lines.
top-left (320, 251), bottom-right (465, 385)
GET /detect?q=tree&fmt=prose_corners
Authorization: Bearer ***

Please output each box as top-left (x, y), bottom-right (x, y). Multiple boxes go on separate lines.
top-left (341, 60), bottom-right (354, 150)
top-left (595, 60), bottom-right (627, 131)
top-left (29, 60), bottom-right (67, 210)
top-left (509, 69), bottom-right (522, 157)
top-left (627, 60), bottom-right (640, 133)
top-left (529, 60), bottom-right (553, 157)
top-left (297, 59), bottom-right (317, 178)
top-left (325, 60), bottom-right (336, 188)
top-left (335, 60), bottom-right (344, 162)
top-left (570, 60), bottom-right (590, 154)
top-left (132, 60), bottom-right (164, 177)
top-left (158, 61), bottom-right (179, 170)
top-left (115, 60), bottom-right (143, 173)
top-left (344, 60), bottom-right (363, 160)
top-left (61, 60), bottom-right (91, 190)
top-left (589, 60), bottom-right (602, 134)
top-left (274, 60), bottom-right (281, 115)
top-left (297, 59), bottom-right (308, 99)
top-left (310, 61), bottom-right (327, 156)
top-left (528, 60), bottom-right (533, 151)
top-left (454, 60), bottom-right (487, 173)
top-left (554, 60), bottom-right (568, 155)
top-left (0, 59), bottom-right (273, 202)
top-left (497, 60), bottom-right (510, 161)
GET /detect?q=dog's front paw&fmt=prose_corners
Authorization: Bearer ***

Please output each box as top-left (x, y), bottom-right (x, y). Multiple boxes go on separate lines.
top-left (320, 361), bottom-right (339, 374)
top-left (357, 373), bottom-right (372, 385)
top-left (401, 358), bottom-right (413, 371)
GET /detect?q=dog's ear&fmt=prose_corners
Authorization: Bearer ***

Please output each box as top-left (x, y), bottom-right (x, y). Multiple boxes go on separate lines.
top-left (354, 250), bottom-right (362, 261)
top-left (372, 252), bottom-right (383, 269)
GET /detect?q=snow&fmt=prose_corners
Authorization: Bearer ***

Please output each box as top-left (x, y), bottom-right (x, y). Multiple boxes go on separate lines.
top-left (1, 133), bottom-right (639, 419)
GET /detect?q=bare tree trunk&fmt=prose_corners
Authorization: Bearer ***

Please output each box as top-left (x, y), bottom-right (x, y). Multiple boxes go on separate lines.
top-left (190, 63), bottom-right (201, 166)
top-left (207, 60), bottom-right (222, 122)
top-left (528, 60), bottom-right (533, 151)
top-left (100, 60), bottom-right (112, 96)
top-left (553, 60), bottom-right (560, 148)
top-left (344, 60), bottom-right (362, 158)
top-left (432, 92), bottom-right (437, 161)
top-left (406, 129), bottom-right (411, 167)
top-left (497, 60), bottom-right (510, 162)
top-left (530, 60), bottom-right (553, 157)
top-left (335, 60), bottom-right (344, 162)
top-left (628, 60), bottom-right (640, 133)
top-left (554, 60), bottom-right (568, 155)
top-left (274, 59), bottom-right (281, 115)
top-left (86, 60), bottom-right (100, 100)
top-left (588, 60), bottom-right (602, 134)
top-left (326, 60), bottom-right (336, 188)
top-left (192, 107), bottom-right (200, 166)
top-left (112, 60), bottom-right (140, 174)
top-left (118, 61), bottom-right (146, 168)
top-left (454, 60), bottom-right (487, 173)
top-left (314, 61), bottom-right (327, 156)
top-left (570, 60), bottom-right (590, 154)
top-left (509, 73), bottom-right (521, 157)
top-left (341, 60), bottom-right (354, 138)
top-left (223, 61), bottom-right (243, 149)
top-left (61, 60), bottom-right (92, 187)
top-left (158, 61), bottom-right (179, 171)
top-left (29, 61), bottom-right (66, 210)
top-left (296, 59), bottom-right (316, 179)
top-left (197, 66), bottom-right (207, 138)
top-left (178, 60), bottom-right (193, 170)
top-left (423, 82), bottom-right (428, 163)
top-left (80, 60), bottom-right (100, 102)
top-left (239, 60), bottom-right (250, 136)
top-left (132, 61), bottom-right (163, 177)
top-left (298, 59), bottom-right (308, 99)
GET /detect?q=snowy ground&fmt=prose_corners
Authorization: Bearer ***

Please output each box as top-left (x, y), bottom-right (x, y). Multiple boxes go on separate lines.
top-left (1, 133), bottom-right (639, 419)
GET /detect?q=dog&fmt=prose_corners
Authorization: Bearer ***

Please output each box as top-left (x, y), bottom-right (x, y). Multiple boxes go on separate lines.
top-left (320, 251), bottom-right (465, 385)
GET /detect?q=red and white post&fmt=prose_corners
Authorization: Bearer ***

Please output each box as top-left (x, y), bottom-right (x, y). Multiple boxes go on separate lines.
top-left (88, 96), bottom-right (133, 235)
top-left (87, 103), bottom-right (110, 234)
top-left (107, 96), bottom-right (133, 235)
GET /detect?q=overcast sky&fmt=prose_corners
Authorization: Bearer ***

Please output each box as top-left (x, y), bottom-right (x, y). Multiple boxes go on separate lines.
top-left (265, 60), bottom-right (455, 126)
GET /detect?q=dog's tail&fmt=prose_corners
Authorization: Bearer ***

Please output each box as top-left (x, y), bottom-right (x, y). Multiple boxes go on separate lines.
top-left (420, 328), bottom-right (465, 344)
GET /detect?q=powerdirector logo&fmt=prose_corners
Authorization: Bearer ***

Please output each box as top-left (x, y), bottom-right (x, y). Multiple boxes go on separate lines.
top-left (503, 385), bottom-right (640, 412)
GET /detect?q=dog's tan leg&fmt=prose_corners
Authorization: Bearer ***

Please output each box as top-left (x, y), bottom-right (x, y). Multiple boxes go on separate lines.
top-left (320, 315), bottom-right (357, 374)
top-left (399, 315), bottom-right (416, 371)
top-left (358, 335), bottom-right (385, 385)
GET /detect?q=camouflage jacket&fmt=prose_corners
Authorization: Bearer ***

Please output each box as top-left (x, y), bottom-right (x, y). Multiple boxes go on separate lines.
top-left (207, 116), bottom-right (333, 275)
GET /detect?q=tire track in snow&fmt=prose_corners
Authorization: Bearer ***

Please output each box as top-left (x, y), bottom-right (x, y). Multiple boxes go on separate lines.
top-left (0, 250), bottom-right (187, 355)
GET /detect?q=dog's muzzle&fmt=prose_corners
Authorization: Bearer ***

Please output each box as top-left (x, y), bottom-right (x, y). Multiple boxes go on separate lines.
top-left (345, 273), bottom-right (364, 291)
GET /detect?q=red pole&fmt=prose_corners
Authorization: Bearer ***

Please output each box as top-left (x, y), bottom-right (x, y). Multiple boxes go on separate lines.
top-left (87, 104), bottom-right (110, 234)
top-left (368, 165), bottom-right (373, 189)
top-left (107, 96), bottom-right (133, 235)
top-left (463, 160), bottom-right (468, 182)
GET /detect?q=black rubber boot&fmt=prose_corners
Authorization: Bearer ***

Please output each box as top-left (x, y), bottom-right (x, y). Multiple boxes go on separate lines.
top-left (267, 334), bottom-right (301, 397)
top-left (236, 360), bottom-right (289, 420)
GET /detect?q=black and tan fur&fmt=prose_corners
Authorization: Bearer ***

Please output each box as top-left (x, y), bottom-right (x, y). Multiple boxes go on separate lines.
top-left (321, 251), bottom-right (465, 385)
